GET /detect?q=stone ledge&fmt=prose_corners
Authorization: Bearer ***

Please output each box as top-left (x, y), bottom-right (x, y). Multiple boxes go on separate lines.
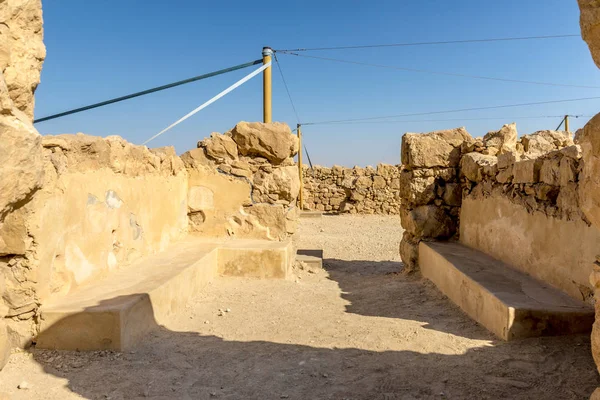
top-left (419, 241), bottom-right (594, 340)
top-left (36, 237), bottom-right (294, 351)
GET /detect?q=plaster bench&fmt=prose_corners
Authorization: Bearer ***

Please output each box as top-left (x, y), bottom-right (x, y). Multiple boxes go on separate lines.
top-left (36, 237), bottom-right (294, 351)
top-left (419, 241), bottom-right (595, 340)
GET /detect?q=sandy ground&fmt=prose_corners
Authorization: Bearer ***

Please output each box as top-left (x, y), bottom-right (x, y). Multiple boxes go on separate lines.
top-left (0, 214), bottom-right (598, 399)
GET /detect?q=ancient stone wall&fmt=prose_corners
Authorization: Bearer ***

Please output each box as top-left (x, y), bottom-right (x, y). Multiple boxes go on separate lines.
top-left (182, 121), bottom-right (300, 241)
top-left (458, 125), bottom-right (597, 301)
top-left (1, 134), bottom-right (189, 349)
top-left (398, 128), bottom-right (469, 272)
top-left (301, 164), bottom-right (401, 214)
top-left (0, 0), bottom-right (46, 370)
top-left (397, 123), bottom-right (585, 286)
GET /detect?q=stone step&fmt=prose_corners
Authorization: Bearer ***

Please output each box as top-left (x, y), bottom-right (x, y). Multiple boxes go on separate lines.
top-left (36, 237), bottom-right (293, 351)
top-left (296, 249), bottom-right (324, 269)
top-left (419, 241), bottom-right (595, 340)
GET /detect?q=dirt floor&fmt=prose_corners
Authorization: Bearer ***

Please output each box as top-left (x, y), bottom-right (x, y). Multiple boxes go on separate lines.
top-left (0, 215), bottom-right (598, 399)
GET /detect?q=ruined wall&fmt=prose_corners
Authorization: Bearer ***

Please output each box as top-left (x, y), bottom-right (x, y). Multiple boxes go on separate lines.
top-left (459, 126), bottom-right (597, 301)
top-left (0, 0), bottom-right (46, 370)
top-left (301, 164), bottom-right (401, 214)
top-left (1, 134), bottom-right (188, 348)
top-left (182, 121), bottom-right (300, 241)
top-left (398, 128), bottom-right (469, 272)
top-left (578, 0), bottom-right (600, 388)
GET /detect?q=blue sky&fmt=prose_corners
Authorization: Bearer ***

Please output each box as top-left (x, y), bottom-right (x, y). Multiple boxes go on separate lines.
top-left (35, 0), bottom-right (600, 167)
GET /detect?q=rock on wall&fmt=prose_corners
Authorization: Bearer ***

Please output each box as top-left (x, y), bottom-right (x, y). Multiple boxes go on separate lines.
top-left (398, 128), bottom-right (471, 272)
top-left (302, 164), bottom-right (401, 214)
top-left (0, 0), bottom-right (46, 371)
top-left (182, 121), bottom-right (300, 241)
top-left (1, 134), bottom-right (188, 349)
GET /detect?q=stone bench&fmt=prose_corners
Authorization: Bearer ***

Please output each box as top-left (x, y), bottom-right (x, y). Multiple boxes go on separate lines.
top-left (36, 237), bottom-right (294, 351)
top-left (419, 241), bottom-right (595, 340)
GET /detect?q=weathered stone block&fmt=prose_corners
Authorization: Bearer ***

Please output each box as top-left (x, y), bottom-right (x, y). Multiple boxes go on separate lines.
top-left (400, 205), bottom-right (456, 239)
top-left (513, 159), bottom-right (542, 184)
top-left (461, 152), bottom-right (498, 182)
top-left (483, 123), bottom-right (517, 154)
top-left (540, 156), bottom-right (561, 186)
top-left (401, 127), bottom-right (472, 168)
top-left (231, 122), bottom-right (298, 164)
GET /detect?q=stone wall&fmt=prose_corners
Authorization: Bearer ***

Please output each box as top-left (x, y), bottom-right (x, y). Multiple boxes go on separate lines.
top-left (0, 0), bottom-right (46, 370)
top-left (398, 128), bottom-right (469, 272)
top-left (182, 121), bottom-right (300, 241)
top-left (1, 134), bottom-right (189, 349)
top-left (301, 164), bottom-right (401, 214)
top-left (397, 123), bottom-right (588, 289)
top-left (458, 126), bottom-right (597, 302)
top-left (577, 1), bottom-right (600, 390)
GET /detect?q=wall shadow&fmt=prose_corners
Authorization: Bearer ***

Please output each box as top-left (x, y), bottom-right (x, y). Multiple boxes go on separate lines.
top-left (16, 294), bottom-right (599, 400)
top-left (322, 258), bottom-right (494, 340)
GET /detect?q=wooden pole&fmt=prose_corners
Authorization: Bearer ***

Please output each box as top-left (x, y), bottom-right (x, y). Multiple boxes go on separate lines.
top-left (262, 47), bottom-right (273, 123)
top-left (297, 124), bottom-right (304, 210)
top-left (565, 115), bottom-right (570, 133)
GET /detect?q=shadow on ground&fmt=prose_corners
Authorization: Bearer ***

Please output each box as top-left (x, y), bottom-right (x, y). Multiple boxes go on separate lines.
top-left (24, 275), bottom-right (599, 400)
top-left (323, 258), bottom-right (493, 340)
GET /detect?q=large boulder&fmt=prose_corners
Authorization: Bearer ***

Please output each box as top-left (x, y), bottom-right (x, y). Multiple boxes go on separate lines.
top-left (401, 127), bottom-right (472, 168)
top-left (1, 0), bottom-right (46, 120)
top-left (483, 123), bottom-right (517, 154)
top-left (231, 122), bottom-right (298, 164)
top-left (579, 0), bottom-right (600, 69)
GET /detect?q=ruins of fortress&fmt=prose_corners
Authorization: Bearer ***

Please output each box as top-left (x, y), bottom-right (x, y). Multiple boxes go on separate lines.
top-left (4, 0), bottom-right (600, 397)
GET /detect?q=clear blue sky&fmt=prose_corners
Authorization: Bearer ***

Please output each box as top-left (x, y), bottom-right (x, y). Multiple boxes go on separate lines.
top-left (35, 0), bottom-right (600, 167)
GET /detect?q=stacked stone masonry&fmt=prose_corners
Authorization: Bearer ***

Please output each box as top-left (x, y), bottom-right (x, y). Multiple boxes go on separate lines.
top-left (301, 164), bottom-right (401, 214)
top-left (399, 123), bottom-right (584, 275)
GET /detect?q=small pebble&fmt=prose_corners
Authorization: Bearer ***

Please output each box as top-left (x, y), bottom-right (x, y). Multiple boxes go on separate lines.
top-left (204, 320), bottom-right (210, 324)
top-left (17, 381), bottom-right (31, 390)
top-left (225, 308), bottom-right (231, 313)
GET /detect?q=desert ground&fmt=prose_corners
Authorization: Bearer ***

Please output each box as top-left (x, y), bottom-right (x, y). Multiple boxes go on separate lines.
top-left (0, 215), bottom-right (597, 399)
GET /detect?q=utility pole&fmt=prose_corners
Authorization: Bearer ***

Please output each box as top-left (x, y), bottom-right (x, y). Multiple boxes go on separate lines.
top-left (565, 115), bottom-right (570, 133)
top-left (297, 124), bottom-right (304, 210)
top-left (262, 47), bottom-right (273, 123)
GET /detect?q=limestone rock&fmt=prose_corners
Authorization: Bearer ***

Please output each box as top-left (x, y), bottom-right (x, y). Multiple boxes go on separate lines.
top-left (400, 205), bottom-right (456, 239)
top-left (254, 166), bottom-right (300, 204)
top-left (231, 122), bottom-right (298, 164)
top-left (579, 0), bottom-right (600, 69)
top-left (0, 320), bottom-right (9, 371)
top-left (399, 232), bottom-right (419, 273)
top-left (245, 204), bottom-right (288, 240)
top-left (0, 111), bottom-right (44, 219)
top-left (180, 148), bottom-right (215, 168)
top-left (513, 159), bottom-right (542, 184)
top-left (483, 123), bottom-right (517, 154)
top-left (442, 183), bottom-right (462, 207)
top-left (579, 113), bottom-right (600, 228)
top-left (521, 130), bottom-right (573, 158)
top-left (1, 0), bottom-right (46, 120)
top-left (497, 151), bottom-right (518, 170)
top-left (461, 153), bottom-right (498, 182)
top-left (398, 172), bottom-right (436, 206)
top-left (198, 132), bottom-right (238, 161)
top-left (401, 127), bottom-right (473, 168)
top-left (540, 156), bottom-right (561, 186)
